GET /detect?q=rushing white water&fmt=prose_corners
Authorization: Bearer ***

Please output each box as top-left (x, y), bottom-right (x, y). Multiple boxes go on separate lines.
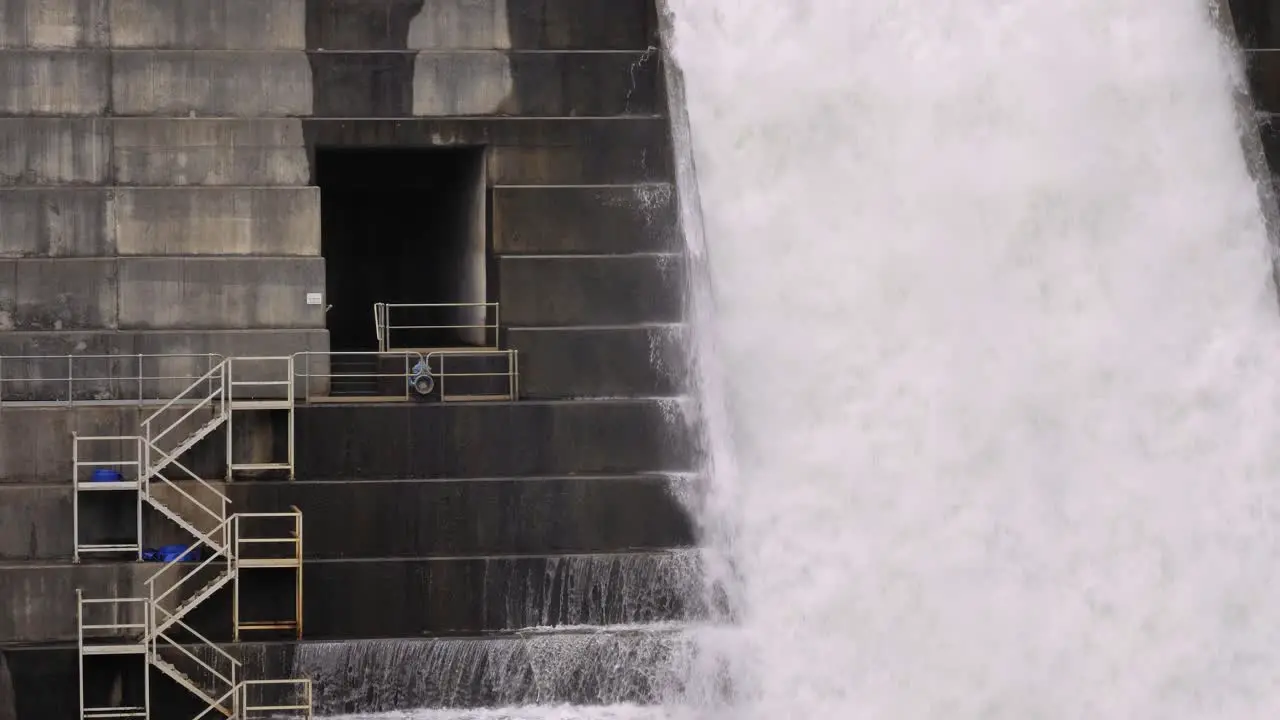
top-left (664, 1), bottom-right (1280, 719)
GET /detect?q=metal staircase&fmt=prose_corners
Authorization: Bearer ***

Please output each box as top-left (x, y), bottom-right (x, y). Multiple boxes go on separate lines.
top-left (73, 357), bottom-right (311, 719)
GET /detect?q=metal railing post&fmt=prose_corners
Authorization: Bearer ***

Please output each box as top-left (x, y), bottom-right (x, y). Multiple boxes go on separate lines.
top-left (67, 355), bottom-right (73, 405)
top-left (72, 433), bottom-right (80, 563)
top-left (136, 353), bottom-right (143, 406)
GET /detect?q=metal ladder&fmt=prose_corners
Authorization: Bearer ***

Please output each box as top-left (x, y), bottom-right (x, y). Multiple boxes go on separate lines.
top-left (73, 358), bottom-right (311, 719)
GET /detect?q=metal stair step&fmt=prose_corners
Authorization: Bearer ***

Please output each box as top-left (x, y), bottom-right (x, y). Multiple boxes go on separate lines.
top-left (158, 570), bottom-right (233, 632)
top-left (151, 659), bottom-right (230, 716)
top-left (83, 705), bottom-right (148, 718)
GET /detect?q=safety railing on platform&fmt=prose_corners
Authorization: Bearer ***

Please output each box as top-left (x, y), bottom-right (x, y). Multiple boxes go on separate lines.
top-left (73, 433), bottom-right (145, 561)
top-left (374, 301), bottom-right (500, 352)
top-left (77, 592), bottom-right (150, 720)
top-left (290, 349), bottom-right (519, 403)
top-left (0, 353), bottom-right (223, 409)
top-left (232, 510), bottom-right (304, 641)
top-left (238, 678), bottom-right (314, 719)
top-left (226, 356), bottom-right (296, 477)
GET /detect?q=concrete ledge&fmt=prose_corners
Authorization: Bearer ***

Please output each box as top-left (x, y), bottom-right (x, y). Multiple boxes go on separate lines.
top-left (0, 51), bottom-right (107, 115)
top-left (0, 0), bottom-right (107, 49)
top-left (111, 51), bottom-right (313, 117)
top-left (3, 629), bottom-right (696, 716)
top-left (302, 117), bottom-right (673, 185)
top-left (493, 185), bottom-right (677, 254)
top-left (0, 258), bottom-right (117, 331)
top-left (118, 257), bottom-right (325, 329)
top-left (307, 0), bottom-right (654, 51)
top-left (0, 257), bottom-right (325, 331)
top-left (0, 189), bottom-right (113, 257)
top-left (112, 119), bottom-right (310, 186)
top-left (0, 562), bottom-right (149, 644)
top-left (0, 481), bottom-right (229, 560)
top-left (2, 475), bottom-right (691, 560)
top-left (0, 118), bottom-right (108, 185)
top-left (108, 0), bottom-right (305, 50)
top-left (197, 552), bottom-right (701, 641)
top-left (233, 475), bottom-right (692, 557)
top-left (294, 400), bottom-right (694, 479)
top-left (115, 187), bottom-right (319, 254)
top-left (500, 255), bottom-right (684, 327)
top-left (507, 326), bottom-right (688, 399)
top-left (406, 51), bottom-right (657, 117)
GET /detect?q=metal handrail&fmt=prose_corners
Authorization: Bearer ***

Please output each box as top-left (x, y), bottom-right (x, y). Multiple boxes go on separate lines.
top-left (141, 359), bottom-right (226, 431)
top-left (145, 515), bottom-right (233, 635)
top-left (289, 349), bottom-right (519, 403)
top-left (0, 352), bottom-right (224, 408)
top-left (239, 678), bottom-right (313, 717)
top-left (373, 301), bottom-right (500, 352)
top-left (426, 349), bottom-right (520, 402)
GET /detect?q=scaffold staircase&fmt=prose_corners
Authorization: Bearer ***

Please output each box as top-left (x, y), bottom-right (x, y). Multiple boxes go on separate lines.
top-left (73, 357), bottom-right (311, 719)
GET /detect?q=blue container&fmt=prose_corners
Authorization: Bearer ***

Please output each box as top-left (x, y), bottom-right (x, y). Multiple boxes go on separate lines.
top-left (90, 468), bottom-right (124, 483)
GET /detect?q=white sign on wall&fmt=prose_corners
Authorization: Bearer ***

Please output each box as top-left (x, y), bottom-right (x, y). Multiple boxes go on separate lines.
top-left (306, 292), bottom-right (323, 306)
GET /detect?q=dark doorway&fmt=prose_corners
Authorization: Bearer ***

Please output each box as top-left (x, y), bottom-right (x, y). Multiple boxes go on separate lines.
top-left (316, 147), bottom-right (489, 351)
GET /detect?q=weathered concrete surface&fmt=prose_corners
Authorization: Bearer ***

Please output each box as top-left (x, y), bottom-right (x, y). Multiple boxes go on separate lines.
top-left (112, 51), bottom-right (313, 117)
top-left (0, 257), bottom-right (325, 331)
top-left (114, 188), bottom-right (318, 255)
top-left (0, 0), bottom-right (107, 49)
top-left (500, 255), bottom-right (685, 327)
top-left (111, 119), bottom-right (309, 186)
top-left (117, 257), bottom-right (325, 329)
top-left (305, 0), bottom-right (655, 51)
top-left (0, 481), bottom-right (228, 560)
top-left (108, 0), bottom-right (306, 50)
top-left (294, 400), bottom-right (693, 479)
top-left (303, 117), bottom-right (673, 184)
top-left (0, 118), bottom-right (108, 185)
top-left (507, 326), bottom-right (686, 399)
top-left (0, 51), bottom-right (107, 115)
top-left (0, 562), bottom-right (151, 644)
top-left (493, 185), bottom-right (678, 255)
top-left (230, 475), bottom-right (691, 557)
top-left (0, 258), bottom-right (118, 330)
top-left (0, 189), bottom-right (112, 257)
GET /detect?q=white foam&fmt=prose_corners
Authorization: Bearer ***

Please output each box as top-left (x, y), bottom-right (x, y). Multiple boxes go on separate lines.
top-left (665, 1), bottom-right (1280, 718)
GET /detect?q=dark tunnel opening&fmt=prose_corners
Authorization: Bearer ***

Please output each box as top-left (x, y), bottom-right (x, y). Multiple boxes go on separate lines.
top-left (316, 147), bottom-right (490, 352)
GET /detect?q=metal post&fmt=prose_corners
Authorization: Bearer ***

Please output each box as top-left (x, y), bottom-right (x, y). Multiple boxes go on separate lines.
top-left (0, 354), bottom-right (5, 412)
top-left (73, 433), bottom-right (80, 563)
top-left (232, 516), bottom-right (240, 642)
top-left (67, 355), bottom-right (73, 405)
top-left (136, 353), bottom-right (143, 406)
top-left (136, 437), bottom-right (143, 561)
top-left (225, 360), bottom-right (234, 482)
top-left (295, 508), bottom-right (304, 639)
top-left (287, 355), bottom-right (296, 480)
top-left (77, 589), bottom-right (85, 719)
top-left (142, 601), bottom-right (152, 720)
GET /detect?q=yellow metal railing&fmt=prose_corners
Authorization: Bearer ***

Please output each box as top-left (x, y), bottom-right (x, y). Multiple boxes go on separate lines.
top-left (374, 301), bottom-right (500, 352)
top-left (0, 352), bottom-right (223, 408)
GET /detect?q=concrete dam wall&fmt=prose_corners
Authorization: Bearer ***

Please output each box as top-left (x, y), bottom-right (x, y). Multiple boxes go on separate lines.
top-left (0, 1), bottom-right (698, 718)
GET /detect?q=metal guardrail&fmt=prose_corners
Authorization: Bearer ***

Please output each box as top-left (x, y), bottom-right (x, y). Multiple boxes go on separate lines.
top-left (239, 678), bottom-right (313, 719)
top-left (374, 301), bottom-right (500, 352)
top-left (290, 350), bottom-right (519, 403)
top-left (0, 353), bottom-right (224, 408)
